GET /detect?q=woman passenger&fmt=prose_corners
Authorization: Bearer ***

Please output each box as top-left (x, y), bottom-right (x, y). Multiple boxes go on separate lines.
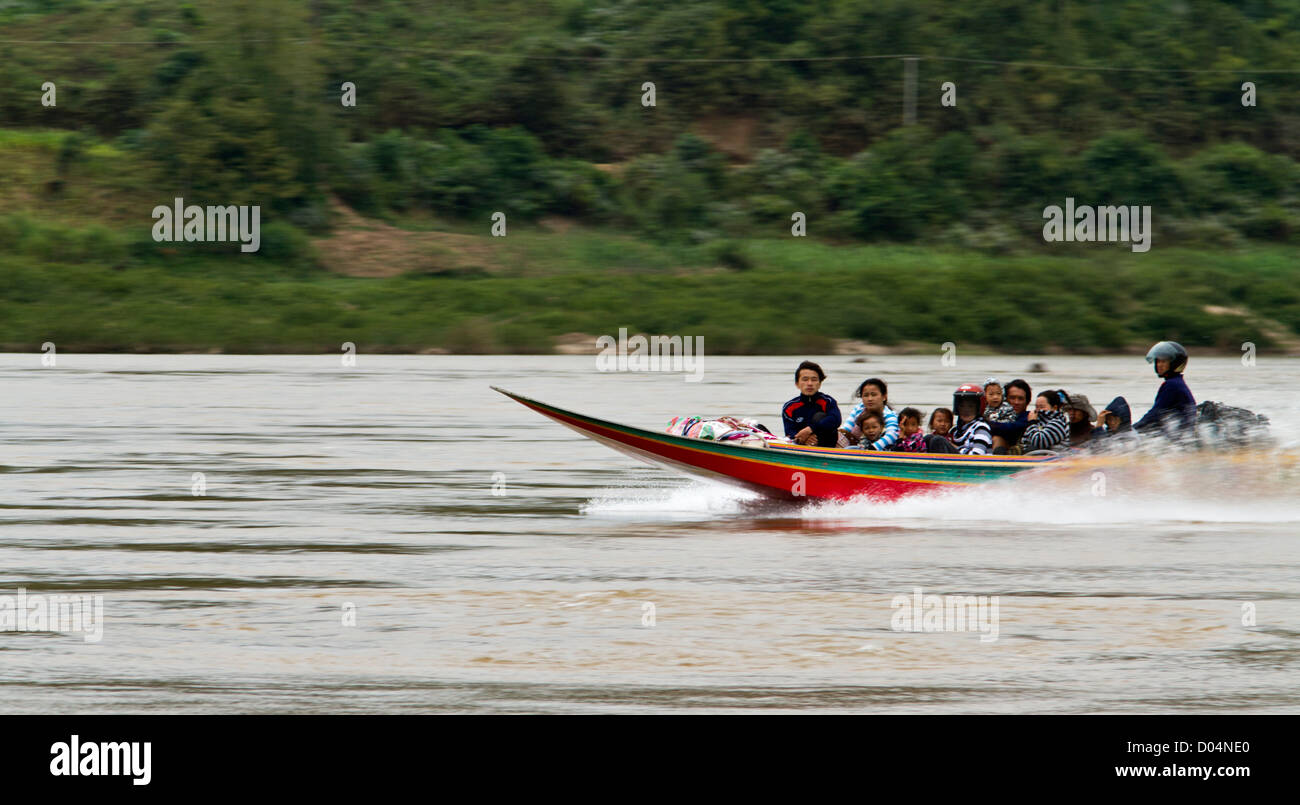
top-left (1021, 389), bottom-right (1070, 452)
top-left (1064, 393), bottom-right (1097, 448)
top-left (841, 378), bottom-right (899, 451)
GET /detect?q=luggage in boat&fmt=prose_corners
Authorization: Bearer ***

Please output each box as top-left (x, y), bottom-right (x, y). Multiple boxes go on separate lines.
top-left (666, 415), bottom-right (786, 445)
top-left (1196, 400), bottom-right (1271, 446)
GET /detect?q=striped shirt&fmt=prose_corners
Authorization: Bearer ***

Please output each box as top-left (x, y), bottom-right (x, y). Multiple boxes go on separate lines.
top-left (1021, 410), bottom-right (1069, 451)
top-left (845, 404), bottom-right (900, 451)
top-left (950, 416), bottom-right (992, 455)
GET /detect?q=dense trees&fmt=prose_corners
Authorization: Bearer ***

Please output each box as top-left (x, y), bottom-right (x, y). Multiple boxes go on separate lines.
top-left (1, 0), bottom-right (1298, 243)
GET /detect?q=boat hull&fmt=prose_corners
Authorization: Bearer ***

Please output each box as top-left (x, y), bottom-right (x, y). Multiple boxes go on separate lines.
top-left (494, 387), bottom-right (1062, 501)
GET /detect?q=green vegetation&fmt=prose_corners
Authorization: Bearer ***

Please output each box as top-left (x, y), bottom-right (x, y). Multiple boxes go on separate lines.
top-left (2, 0), bottom-right (1298, 239)
top-left (4, 221), bottom-right (1297, 353)
top-left (6, 0), bottom-right (1300, 157)
top-left (1, 0), bottom-right (1299, 352)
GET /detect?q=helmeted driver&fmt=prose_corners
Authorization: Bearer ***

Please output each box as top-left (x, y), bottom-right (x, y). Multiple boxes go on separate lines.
top-left (1133, 341), bottom-right (1197, 436)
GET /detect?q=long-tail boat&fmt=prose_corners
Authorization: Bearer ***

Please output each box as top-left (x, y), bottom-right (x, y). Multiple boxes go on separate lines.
top-left (494, 387), bottom-right (1064, 501)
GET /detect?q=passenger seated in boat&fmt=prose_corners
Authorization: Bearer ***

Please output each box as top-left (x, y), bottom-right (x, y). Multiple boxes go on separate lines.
top-left (928, 407), bottom-right (954, 442)
top-left (926, 385), bottom-right (993, 455)
top-left (990, 379), bottom-right (1032, 454)
top-left (1063, 393), bottom-right (1097, 447)
top-left (1090, 396), bottom-right (1139, 450)
top-left (983, 378), bottom-right (1017, 424)
top-left (895, 407), bottom-right (927, 452)
top-left (782, 360), bottom-right (842, 447)
top-left (853, 411), bottom-right (887, 449)
top-left (1133, 341), bottom-right (1197, 438)
top-left (1021, 389), bottom-right (1070, 452)
top-left (842, 378), bottom-right (899, 450)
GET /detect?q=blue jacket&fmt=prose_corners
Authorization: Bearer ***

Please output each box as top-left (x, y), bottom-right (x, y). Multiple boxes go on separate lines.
top-left (1091, 395), bottom-right (1140, 449)
top-left (1134, 375), bottom-right (1196, 433)
top-left (988, 410), bottom-right (1029, 444)
top-left (1096, 396), bottom-right (1133, 433)
top-left (782, 392), bottom-right (842, 446)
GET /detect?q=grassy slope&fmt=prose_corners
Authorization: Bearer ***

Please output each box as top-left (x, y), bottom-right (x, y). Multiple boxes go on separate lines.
top-left (3, 131), bottom-right (1299, 354)
top-left (5, 237), bottom-right (1300, 354)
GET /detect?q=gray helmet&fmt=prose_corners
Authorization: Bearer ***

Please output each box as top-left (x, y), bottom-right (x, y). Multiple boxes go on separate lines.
top-left (1145, 341), bottom-right (1188, 377)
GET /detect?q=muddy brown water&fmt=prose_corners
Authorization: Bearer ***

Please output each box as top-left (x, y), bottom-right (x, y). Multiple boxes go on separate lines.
top-left (1, 354), bottom-right (1297, 713)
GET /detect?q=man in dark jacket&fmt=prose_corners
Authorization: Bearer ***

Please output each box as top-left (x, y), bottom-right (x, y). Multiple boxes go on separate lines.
top-left (782, 360), bottom-right (842, 447)
top-left (990, 378), bottom-right (1032, 454)
top-left (1133, 341), bottom-right (1197, 437)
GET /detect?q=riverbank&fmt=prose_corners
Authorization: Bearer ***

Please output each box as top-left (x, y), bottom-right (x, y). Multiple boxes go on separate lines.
top-left (4, 228), bottom-right (1300, 354)
top-left (3, 240), bottom-right (1299, 355)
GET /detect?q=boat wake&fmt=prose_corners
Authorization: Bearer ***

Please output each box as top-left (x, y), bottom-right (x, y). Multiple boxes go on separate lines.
top-left (582, 447), bottom-right (1300, 528)
top-left (581, 483), bottom-right (763, 520)
top-left (805, 472), bottom-right (1300, 528)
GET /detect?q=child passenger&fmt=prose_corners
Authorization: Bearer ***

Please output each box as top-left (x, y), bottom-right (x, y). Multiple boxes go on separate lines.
top-left (929, 407), bottom-right (955, 442)
top-left (895, 407), bottom-right (927, 452)
top-left (983, 377), bottom-right (1017, 424)
top-left (853, 411), bottom-right (887, 449)
top-left (841, 378), bottom-right (899, 451)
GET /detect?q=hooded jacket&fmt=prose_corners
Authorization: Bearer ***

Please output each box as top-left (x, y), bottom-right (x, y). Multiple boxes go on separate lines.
top-left (1091, 396), bottom-right (1140, 449)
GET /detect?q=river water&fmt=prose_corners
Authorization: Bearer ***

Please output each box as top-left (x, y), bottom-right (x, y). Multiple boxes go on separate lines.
top-left (1, 353), bottom-right (1297, 713)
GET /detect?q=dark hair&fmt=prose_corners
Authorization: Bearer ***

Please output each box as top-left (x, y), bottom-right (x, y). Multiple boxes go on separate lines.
top-left (1004, 379), bottom-right (1032, 400)
top-left (898, 406), bottom-right (923, 424)
top-left (1037, 389), bottom-right (1066, 408)
top-left (929, 407), bottom-right (954, 426)
top-left (856, 410), bottom-right (885, 428)
top-left (794, 360), bottom-right (825, 383)
top-left (854, 377), bottom-right (888, 401)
